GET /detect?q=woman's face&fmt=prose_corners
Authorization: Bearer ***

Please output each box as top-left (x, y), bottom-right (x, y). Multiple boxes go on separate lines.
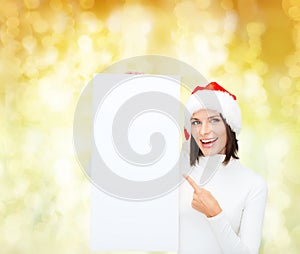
top-left (190, 109), bottom-right (227, 156)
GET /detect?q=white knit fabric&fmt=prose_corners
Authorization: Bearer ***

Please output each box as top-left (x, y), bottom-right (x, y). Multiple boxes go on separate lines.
top-left (179, 155), bottom-right (268, 254)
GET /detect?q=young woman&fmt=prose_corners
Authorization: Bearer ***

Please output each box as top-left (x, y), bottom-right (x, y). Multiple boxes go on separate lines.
top-left (179, 82), bottom-right (268, 254)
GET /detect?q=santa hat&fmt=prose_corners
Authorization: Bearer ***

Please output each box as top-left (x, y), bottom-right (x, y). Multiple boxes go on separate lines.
top-left (184, 82), bottom-right (241, 140)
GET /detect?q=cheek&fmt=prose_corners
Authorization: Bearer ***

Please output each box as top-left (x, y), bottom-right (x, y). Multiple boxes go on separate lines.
top-left (215, 125), bottom-right (227, 140)
top-left (190, 131), bottom-right (200, 148)
top-left (219, 129), bottom-right (227, 145)
top-left (221, 134), bottom-right (227, 147)
top-left (191, 127), bottom-right (199, 139)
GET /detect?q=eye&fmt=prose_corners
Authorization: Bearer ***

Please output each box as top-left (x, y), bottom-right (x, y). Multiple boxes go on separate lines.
top-left (210, 118), bottom-right (221, 123)
top-left (191, 120), bottom-right (201, 125)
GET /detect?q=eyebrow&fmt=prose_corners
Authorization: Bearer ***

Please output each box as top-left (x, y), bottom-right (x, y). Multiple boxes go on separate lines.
top-left (190, 115), bottom-right (220, 121)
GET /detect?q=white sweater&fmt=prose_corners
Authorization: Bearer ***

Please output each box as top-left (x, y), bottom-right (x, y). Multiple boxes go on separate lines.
top-left (179, 155), bottom-right (268, 254)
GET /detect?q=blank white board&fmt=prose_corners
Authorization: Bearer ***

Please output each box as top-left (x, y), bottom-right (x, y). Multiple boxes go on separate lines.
top-left (90, 74), bottom-right (181, 252)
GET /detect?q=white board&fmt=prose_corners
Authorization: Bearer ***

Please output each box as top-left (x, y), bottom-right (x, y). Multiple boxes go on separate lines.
top-left (90, 74), bottom-right (181, 252)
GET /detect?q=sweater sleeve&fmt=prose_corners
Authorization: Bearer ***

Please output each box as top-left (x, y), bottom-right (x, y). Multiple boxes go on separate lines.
top-left (207, 177), bottom-right (268, 254)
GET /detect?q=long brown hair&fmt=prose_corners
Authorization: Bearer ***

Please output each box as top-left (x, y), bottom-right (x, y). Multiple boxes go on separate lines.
top-left (190, 114), bottom-right (239, 166)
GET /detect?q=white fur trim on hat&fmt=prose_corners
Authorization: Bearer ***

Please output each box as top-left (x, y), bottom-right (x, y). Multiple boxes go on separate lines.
top-left (184, 90), bottom-right (242, 134)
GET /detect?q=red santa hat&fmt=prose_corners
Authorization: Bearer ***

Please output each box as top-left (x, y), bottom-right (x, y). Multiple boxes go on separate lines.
top-left (184, 82), bottom-right (242, 140)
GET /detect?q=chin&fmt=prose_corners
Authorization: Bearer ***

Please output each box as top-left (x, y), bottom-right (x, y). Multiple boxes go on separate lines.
top-left (202, 151), bottom-right (216, 157)
top-left (201, 149), bottom-right (223, 157)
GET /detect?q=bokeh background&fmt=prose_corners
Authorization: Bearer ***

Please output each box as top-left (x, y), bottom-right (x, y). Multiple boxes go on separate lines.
top-left (1, 0), bottom-right (300, 253)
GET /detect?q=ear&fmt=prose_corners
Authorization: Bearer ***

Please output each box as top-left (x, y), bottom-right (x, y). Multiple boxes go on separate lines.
top-left (184, 127), bottom-right (190, 141)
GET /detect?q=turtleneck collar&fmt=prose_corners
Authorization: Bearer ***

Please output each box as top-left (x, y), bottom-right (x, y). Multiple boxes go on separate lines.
top-left (194, 154), bottom-right (227, 186)
top-left (196, 154), bottom-right (227, 168)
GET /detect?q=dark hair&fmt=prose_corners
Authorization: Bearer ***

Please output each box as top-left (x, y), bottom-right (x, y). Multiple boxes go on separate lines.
top-left (190, 114), bottom-right (239, 166)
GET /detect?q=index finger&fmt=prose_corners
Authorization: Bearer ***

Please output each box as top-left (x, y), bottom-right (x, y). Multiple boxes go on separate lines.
top-left (185, 175), bottom-right (200, 193)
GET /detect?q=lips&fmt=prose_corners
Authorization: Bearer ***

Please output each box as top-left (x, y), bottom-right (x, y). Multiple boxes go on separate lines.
top-left (200, 138), bottom-right (218, 148)
top-left (201, 138), bottom-right (217, 144)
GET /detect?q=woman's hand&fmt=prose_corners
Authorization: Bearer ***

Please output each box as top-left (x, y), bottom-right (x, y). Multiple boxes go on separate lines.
top-left (185, 175), bottom-right (222, 218)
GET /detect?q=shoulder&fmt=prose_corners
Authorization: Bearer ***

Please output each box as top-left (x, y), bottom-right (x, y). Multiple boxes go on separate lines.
top-left (231, 159), bottom-right (265, 178)
top-left (231, 159), bottom-right (268, 199)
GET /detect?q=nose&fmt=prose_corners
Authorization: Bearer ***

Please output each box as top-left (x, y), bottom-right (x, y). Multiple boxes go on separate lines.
top-left (199, 121), bottom-right (211, 136)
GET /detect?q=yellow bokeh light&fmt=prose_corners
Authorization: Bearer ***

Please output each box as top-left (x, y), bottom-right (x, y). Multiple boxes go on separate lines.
top-left (1, 0), bottom-right (300, 253)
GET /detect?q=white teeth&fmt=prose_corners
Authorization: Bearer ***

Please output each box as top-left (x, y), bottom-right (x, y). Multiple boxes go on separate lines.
top-left (201, 138), bottom-right (217, 144)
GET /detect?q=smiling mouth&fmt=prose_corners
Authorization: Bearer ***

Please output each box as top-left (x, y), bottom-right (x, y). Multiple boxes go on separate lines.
top-left (200, 138), bottom-right (218, 145)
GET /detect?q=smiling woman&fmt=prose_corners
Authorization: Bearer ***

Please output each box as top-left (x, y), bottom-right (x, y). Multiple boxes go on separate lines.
top-left (190, 110), bottom-right (239, 166)
top-left (191, 110), bottom-right (228, 157)
top-left (180, 82), bottom-right (268, 254)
